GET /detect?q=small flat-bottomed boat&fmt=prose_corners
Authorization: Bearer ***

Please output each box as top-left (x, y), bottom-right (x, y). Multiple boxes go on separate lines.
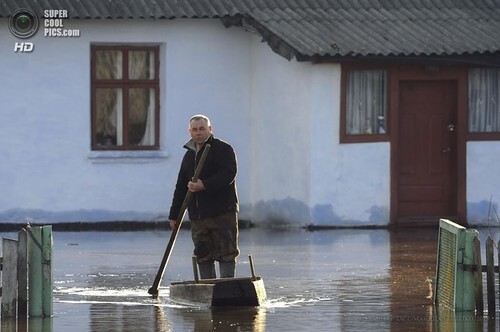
top-left (170, 276), bottom-right (267, 307)
top-left (169, 254), bottom-right (266, 307)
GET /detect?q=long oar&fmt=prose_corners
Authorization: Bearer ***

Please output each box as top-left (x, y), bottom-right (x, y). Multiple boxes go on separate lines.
top-left (148, 144), bottom-right (211, 295)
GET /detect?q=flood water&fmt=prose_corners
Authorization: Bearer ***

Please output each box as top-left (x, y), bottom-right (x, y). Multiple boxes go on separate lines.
top-left (1, 226), bottom-right (499, 331)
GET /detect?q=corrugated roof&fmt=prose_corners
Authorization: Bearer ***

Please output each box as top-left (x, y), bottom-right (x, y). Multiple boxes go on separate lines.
top-left (2, 0), bottom-right (500, 61)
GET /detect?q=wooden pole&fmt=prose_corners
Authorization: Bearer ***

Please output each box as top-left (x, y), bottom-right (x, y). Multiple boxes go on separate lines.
top-left (249, 254), bottom-right (256, 279)
top-left (485, 236), bottom-right (495, 318)
top-left (473, 237), bottom-right (483, 315)
top-left (42, 225), bottom-right (53, 317)
top-left (148, 144), bottom-right (211, 295)
top-left (192, 256), bottom-right (199, 283)
top-left (17, 228), bottom-right (28, 318)
top-left (28, 226), bottom-right (43, 317)
top-left (1, 238), bottom-right (18, 318)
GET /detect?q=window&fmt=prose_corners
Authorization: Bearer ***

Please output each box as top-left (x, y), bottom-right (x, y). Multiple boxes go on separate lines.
top-left (341, 68), bottom-right (388, 143)
top-left (91, 45), bottom-right (160, 150)
top-left (469, 68), bottom-right (500, 136)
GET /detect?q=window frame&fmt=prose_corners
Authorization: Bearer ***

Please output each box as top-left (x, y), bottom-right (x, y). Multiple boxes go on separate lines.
top-left (340, 64), bottom-right (391, 144)
top-left (90, 44), bottom-right (160, 150)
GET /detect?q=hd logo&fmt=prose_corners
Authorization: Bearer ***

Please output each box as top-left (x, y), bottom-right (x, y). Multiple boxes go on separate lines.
top-left (9, 8), bottom-right (39, 53)
top-left (14, 42), bottom-right (34, 53)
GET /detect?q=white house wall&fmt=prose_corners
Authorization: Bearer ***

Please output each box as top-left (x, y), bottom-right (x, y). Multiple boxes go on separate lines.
top-left (0, 19), bottom-right (254, 224)
top-left (248, 38), bottom-right (312, 225)
top-left (466, 141), bottom-right (500, 226)
top-left (247, 38), bottom-right (391, 226)
top-left (308, 65), bottom-right (390, 226)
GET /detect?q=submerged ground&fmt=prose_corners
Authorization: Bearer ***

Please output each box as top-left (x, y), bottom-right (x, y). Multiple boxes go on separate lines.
top-left (0, 226), bottom-right (499, 331)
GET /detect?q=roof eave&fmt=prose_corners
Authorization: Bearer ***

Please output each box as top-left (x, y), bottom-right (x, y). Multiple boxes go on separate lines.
top-left (297, 52), bottom-right (500, 67)
top-left (222, 15), bottom-right (298, 61)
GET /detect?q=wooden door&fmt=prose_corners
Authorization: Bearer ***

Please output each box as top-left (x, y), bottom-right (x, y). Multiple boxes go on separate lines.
top-left (397, 80), bottom-right (457, 224)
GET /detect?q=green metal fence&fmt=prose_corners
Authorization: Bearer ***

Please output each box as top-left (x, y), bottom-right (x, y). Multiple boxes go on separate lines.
top-left (434, 219), bottom-right (478, 312)
top-left (1, 225), bottom-right (53, 320)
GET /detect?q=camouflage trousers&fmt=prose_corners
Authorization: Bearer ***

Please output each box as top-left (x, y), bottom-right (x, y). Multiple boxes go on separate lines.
top-left (190, 211), bottom-right (239, 263)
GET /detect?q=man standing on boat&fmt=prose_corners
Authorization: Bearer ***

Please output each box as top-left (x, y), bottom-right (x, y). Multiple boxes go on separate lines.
top-left (168, 114), bottom-right (240, 279)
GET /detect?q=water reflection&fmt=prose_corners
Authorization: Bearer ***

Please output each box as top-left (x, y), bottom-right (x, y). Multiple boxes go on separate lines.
top-left (388, 228), bottom-right (499, 332)
top-left (1, 316), bottom-right (52, 332)
top-left (154, 305), bottom-right (172, 332)
top-left (170, 307), bottom-right (266, 332)
top-left (432, 306), bottom-right (494, 332)
top-left (86, 301), bottom-right (265, 331)
top-left (89, 303), bottom-right (171, 331)
top-left (390, 228), bottom-right (437, 331)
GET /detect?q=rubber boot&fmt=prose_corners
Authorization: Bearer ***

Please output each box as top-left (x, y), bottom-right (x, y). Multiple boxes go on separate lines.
top-left (219, 260), bottom-right (236, 278)
top-left (198, 261), bottom-right (216, 279)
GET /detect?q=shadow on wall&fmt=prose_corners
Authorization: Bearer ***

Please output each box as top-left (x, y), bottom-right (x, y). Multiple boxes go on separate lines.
top-left (467, 199), bottom-right (499, 226)
top-left (367, 205), bottom-right (390, 225)
top-left (252, 197), bottom-right (311, 227)
top-left (246, 197), bottom-right (389, 227)
top-left (0, 200), bottom-right (392, 228)
top-left (0, 208), bottom-right (167, 224)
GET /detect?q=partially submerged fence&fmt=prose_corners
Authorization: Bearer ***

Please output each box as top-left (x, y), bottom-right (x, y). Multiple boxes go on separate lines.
top-left (434, 219), bottom-right (499, 317)
top-left (1, 225), bottom-right (53, 319)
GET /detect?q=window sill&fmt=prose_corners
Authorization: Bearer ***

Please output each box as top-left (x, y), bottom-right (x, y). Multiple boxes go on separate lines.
top-left (88, 150), bottom-right (169, 163)
top-left (467, 132), bottom-right (500, 141)
top-left (340, 134), bottom-right (390, 144)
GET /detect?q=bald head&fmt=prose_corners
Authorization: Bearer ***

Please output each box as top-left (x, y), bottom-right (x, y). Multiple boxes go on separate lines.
top-left (189, 114), bottom-right (212, 148)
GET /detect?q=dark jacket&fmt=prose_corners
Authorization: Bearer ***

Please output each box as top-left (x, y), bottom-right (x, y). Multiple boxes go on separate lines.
top-left (168, 134), bottom-right (238, 221)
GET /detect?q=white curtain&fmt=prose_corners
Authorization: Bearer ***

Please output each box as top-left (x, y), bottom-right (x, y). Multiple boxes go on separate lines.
top-left (139, 90), bottom-right (155, 146)
top-left (96, 88), bottom-right (122, 146)
top-left (95, 50), bottom-right (123, 146)
top-left (96, 50), bottom-right (122, 79)
top-left (346, 70), bottom-right (387, 135)
top-left (469, 68), bottom-right (500, 132)
top-left (129, 51), bottom-right (155, 146)
top-left (129, 50), bottom-right (154, 80)
top-left (110, 89), bottom-right (123, 145)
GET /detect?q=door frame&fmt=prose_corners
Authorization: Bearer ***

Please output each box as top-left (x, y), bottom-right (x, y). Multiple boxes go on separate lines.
top-left (390, 65), bottom-right (468, 226)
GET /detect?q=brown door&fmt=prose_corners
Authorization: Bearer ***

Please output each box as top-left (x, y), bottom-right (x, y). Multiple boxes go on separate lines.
top-left (397, 80), bottom-right (457, 224)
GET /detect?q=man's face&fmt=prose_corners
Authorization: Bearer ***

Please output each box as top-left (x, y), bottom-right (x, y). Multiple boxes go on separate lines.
top-left (189, 119), bottom-right (211, 145)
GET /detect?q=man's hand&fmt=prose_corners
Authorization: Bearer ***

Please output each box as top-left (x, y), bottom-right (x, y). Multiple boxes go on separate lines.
top-left (169, 220), bottom-right (177, 230)
top-left (187, 179), bottom-right (205, 192)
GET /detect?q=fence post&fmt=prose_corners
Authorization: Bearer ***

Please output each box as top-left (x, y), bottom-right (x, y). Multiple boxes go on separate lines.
top-left (485, 236), bottom-right (495, 318)
top-left (463, 230), bottom-right (478, 311)
top-left (472, 237), bottom-right (483, 314)
top-left (28, 226), bottom-right (43, 317)
top-left (498, 240), bottom-right (500, 316)
top-left (1, 238), bottom-right (18, 318)
top-left (42, 225), bottom-right (53, 317)
top-left (18, 228), bottom-right (28, 318)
